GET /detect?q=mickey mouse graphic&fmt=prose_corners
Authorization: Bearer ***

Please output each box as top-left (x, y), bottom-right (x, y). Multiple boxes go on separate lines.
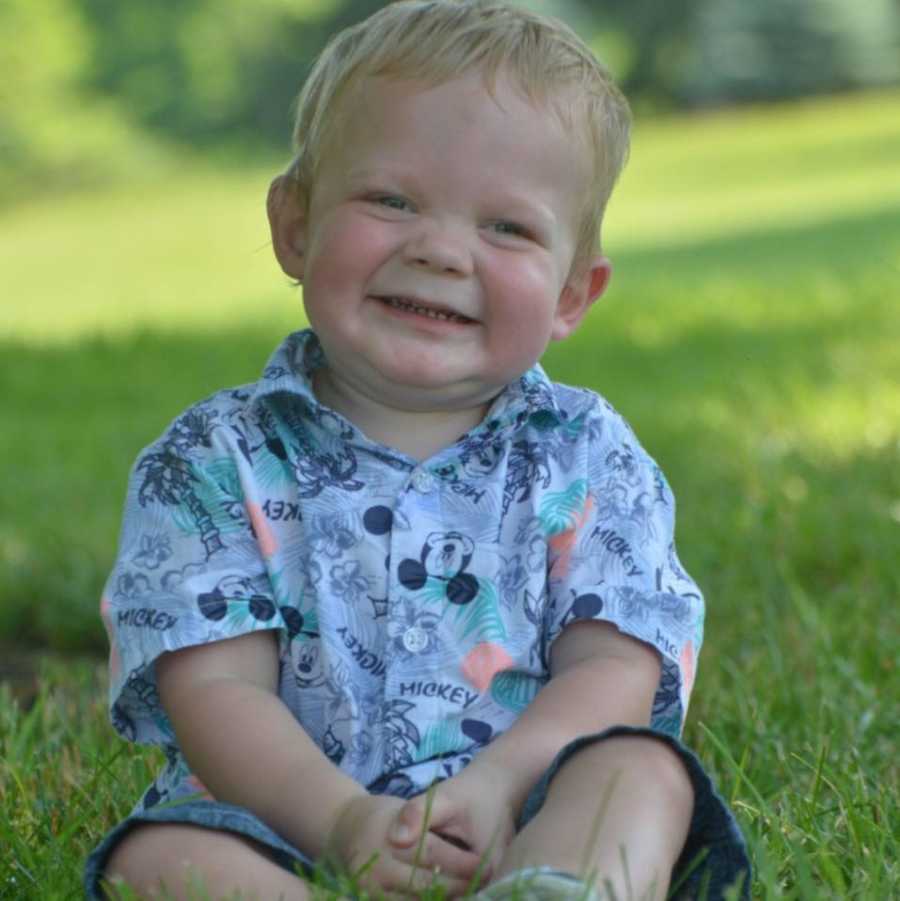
top-left (197, 574), bottom-right (318, 641)
top-left (556, 588), bottom-right (605, 630)
top-left (397, 531), bottom-right (479, 605)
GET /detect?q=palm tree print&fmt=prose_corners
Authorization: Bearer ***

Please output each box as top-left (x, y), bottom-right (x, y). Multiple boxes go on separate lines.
top-left (137, 409), bottom-right (225, 558)
top-left (381, 699), bottom-right (421, 770)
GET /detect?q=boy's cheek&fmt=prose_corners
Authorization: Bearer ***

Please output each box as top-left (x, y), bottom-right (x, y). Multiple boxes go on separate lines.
top-left (306, 217), bottom-right (392, 285)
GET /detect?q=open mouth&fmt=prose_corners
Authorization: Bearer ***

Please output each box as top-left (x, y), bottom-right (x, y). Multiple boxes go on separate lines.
top-left (375, 295), bottom-right (475, 324)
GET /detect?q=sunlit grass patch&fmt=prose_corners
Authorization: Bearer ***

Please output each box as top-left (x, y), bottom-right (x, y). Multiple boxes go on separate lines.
top-left (0, 165), bottom-right (302, 343)
top-left (608, 89), bottom-right (900, 250)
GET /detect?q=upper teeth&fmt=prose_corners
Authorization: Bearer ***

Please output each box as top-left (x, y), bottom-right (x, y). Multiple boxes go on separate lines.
top-left (384, 296), bottom-right (467, 322)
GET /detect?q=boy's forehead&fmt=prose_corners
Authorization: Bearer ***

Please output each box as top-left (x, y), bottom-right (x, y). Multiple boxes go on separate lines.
top-left (325, 70), bottom-right (583, 159)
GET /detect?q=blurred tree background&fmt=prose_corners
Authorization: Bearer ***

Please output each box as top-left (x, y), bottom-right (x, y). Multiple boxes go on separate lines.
top-left (2, 0), bottom-right (899, 204)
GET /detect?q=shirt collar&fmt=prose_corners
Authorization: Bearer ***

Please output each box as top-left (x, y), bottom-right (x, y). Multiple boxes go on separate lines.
top-left (250, 329), bottom-right (324, 410)
top-left (250, 328), bottom-right (564, 441)
top-left (481, 359), bottom-right (563, 434)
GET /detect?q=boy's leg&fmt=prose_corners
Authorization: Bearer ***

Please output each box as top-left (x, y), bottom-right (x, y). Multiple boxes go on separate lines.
top-left (103, 822), bottom-right (311, 900)
top-left (495, 735), bottom-right (693, 900)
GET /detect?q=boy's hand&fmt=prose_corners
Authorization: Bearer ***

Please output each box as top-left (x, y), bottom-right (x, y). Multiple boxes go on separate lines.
top-left (388, 767), bottom-right (516, 890)
top-left (328, 792), bottom-right (482, 896)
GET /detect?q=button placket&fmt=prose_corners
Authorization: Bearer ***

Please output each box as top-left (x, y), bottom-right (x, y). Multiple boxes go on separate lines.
top-left (402, 626), bottom-right (429, 654)
top-left (410, 468), bottom-right (436, 494)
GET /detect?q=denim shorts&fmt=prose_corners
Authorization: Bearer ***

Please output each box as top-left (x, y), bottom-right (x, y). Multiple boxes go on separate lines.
top-left (84, 725), bottom-right (750, 899)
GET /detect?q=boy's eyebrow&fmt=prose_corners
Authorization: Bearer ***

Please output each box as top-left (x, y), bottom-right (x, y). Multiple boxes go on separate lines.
top-left (344, 167), bottom-right (398, 186)
top-left (495, 196), bottom-right (559, 227)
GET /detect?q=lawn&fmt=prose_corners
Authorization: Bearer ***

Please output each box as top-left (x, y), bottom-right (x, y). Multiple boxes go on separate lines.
top-left (1, 90), bottom-right (898, 898)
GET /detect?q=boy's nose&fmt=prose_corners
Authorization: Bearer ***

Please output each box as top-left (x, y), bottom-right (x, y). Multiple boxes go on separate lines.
top-left (403, 221), bottom-right (473, 276)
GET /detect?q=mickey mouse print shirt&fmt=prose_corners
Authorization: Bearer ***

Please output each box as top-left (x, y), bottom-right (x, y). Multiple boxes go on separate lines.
top-left (102, 329), bottom-right (705, 809)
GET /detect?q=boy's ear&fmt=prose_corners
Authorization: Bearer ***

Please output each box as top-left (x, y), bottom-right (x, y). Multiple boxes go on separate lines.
top-left (551, 255), bottom-right (612, 341)
top-left (267, 175), bottom-right (308, 280)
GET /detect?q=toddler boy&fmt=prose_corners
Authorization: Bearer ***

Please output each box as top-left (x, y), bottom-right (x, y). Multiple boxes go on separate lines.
top-left (86, 2), bottom-right (749, 898)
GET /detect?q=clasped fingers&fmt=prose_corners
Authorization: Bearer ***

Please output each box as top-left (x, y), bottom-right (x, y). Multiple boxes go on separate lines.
top-left (392, 827), bottom-right (483, 881)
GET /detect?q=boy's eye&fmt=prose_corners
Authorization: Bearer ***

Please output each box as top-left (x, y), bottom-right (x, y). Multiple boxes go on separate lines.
top-left (372, 194), bottom-right (411, 212)
top-left (490, 220), bottom-right (530, 239)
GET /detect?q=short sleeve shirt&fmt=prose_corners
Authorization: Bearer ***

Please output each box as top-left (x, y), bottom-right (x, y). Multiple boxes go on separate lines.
top-left (102, 330), bottom-right (704, 808)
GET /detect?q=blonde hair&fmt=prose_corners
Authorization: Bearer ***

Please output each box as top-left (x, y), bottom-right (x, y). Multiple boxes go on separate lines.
top-left (289, 0), bottom-right (631, 263)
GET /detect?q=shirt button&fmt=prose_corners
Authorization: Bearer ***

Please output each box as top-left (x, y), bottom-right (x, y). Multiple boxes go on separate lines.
top-left (410, 469), bottom-right (436, 494)
top-left (402, 626), bottom-right (429, 653)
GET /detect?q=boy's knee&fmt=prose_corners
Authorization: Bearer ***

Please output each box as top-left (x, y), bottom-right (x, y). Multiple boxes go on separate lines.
top-left (103, 820), bottom-right (302, 899)
top-left (561, 734), bottom-right (695, 813)
top-left (104, 822), bottom-right (192, 894)
top-left (624, 736), bottom-right (694, 810)
top-left (103, 821), bottom-right (264, 896)
top-left (103, 822), bottom-right (164, 894)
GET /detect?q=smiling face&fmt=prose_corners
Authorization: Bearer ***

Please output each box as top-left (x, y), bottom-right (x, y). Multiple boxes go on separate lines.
top-left (271, 72), bottom-right (610, 421)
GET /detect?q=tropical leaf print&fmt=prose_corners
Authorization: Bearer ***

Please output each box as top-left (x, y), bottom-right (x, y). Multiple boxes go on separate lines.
top-left (653, 712), bottom-right (681, 738)
top-left (453, 580), bottom-right (506, 643)
top-left (382, 699), bottom-right (421, 769)
top-left (558, 411), bottom-right (587, 442)
top-left (223, 594), bottom-right (277, 630)
top-left (170, 506), bottom-right (197, 537)
top-left (190, 459), bottom-right (246, 533)
top-left (296, 607), bottom-right (319, 637)
top-left (269, 568), bottom-right (319, 639)
top-left (414, 720), bottom-right (464, 763)
top-left (163, 459), bottom-right (242, 554)
top-left (269, 567), bottom-right (296, 610)
top-left (419, 577), bottom-right (454, 607)
top-left (253, 448), bottom-right (295, 491)
top-left (539, 479), bottom-right (589, 537)
top-left (490, 669), bottom-right (540, 714)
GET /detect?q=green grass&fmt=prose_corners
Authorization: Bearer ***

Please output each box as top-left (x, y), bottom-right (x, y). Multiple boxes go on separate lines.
top-left (2, 90), bottom-right (899, 897)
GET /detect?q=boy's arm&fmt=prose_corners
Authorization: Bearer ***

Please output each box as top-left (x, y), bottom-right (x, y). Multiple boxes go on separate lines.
top-left (155, 630), bottom-right (363, 858)
top-left (156, 631), bottom-right (482, 891)
top-left (390, 619), bottom-right (662, 861)
top-left (460, 619), bottom-right (661, 814)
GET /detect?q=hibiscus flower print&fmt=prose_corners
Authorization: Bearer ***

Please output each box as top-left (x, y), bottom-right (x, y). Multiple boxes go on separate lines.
top-left (347, 731), bottom-right (374, 766)
top-left (595, 482), bottom-right (630, 524)
top-left (308, 513), bottom-right (358, 559)
top-left (605, 444), bottom-right (641, 487)
top-left (132, 533), bottom-right (172, 570)
top-left (497, 554), bottom-right (528, 609)
top-left (527, 533), bottom-right (546, 574)
top-left (170, 407), bottom-right (217, 452)
top-left (330, 560), bottom-right (371, 604)
top-left (513, 517), bottom-right (547, 573)
top-left (115, 571), bottom-right (151, 602)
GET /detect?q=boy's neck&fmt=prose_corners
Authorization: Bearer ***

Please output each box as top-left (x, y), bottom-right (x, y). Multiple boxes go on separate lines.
top-left (311, 369), bottom-right (491, 462)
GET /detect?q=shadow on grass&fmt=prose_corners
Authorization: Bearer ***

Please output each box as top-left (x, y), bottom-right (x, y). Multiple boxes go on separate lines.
top-left (611, 200), bottom-right (900, 278)
top-left (551, 201), bottom-right (899, 403)
top-left (2, 204), bottom-right (897, 653)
